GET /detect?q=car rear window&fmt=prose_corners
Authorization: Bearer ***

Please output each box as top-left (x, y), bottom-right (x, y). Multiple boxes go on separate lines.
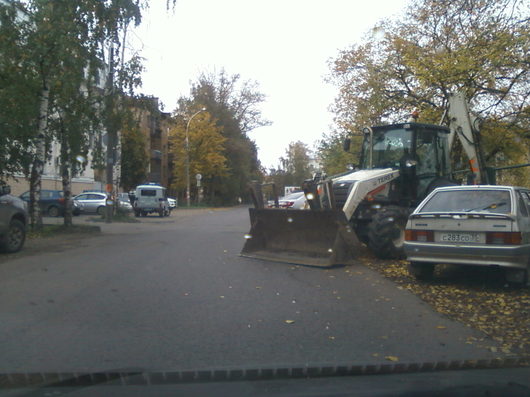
top-left (420, 189), bottom-right (512, 214)
top-left (140, 189), bottom-right (157, 196)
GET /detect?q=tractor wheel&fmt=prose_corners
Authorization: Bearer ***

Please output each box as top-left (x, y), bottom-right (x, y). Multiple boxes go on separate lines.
top-left (367, 205), bottom-right (409, 259)
top-left (354, 221), bottom-right (370, 245)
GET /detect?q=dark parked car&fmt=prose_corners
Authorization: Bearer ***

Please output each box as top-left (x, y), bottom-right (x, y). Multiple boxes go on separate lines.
top-left (19, 189), bottom-right (81, 217)
top-left (0, 185), bottom-right (27, 253)
top-left (404, 185), bottom-right (530, 285)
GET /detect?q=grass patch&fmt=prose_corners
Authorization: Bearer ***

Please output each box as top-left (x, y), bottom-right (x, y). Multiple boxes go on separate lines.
top-left (89, 212), bottom-right (140, 223)
top-left (175, 203), bottom-right (211, 209)
top-left (28, 224), bottom-right (101, 239)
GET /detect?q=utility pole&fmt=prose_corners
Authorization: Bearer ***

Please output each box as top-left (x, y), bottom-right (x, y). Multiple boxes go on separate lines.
top-left (185, 107), bottom-right (206, 207)
top-left (105, 42), bottom-right (116, 223)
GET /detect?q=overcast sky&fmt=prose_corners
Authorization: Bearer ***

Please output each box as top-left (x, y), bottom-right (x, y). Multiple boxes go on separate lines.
top-left (132, 0), bottom-right (409, 169)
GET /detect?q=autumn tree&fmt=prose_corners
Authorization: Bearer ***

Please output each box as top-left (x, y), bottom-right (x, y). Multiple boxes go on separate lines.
top-left (169, 109), bottom-right (228, 202)
top-left (327, 0), bottom-right (530, 183)
top-left (0, 1), bottom-right (168, 227)
top-left (0, 3), bottom-right (39, 178)
top-left (317, 131), bottom-right (361, 176)
top-left (120, 111), bottom-right (149, 192)
top-left (187, 70), bottom-right (270, 204)
top-left (266, 141), bottom-right (317, 195)
top-left (281, 141), bottom-right (315, 185)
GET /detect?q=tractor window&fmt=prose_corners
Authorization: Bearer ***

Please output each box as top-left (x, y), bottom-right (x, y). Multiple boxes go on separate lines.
top-left (361, 128), bottom-right (413, 169)
top-left (436, 132), bottom-right (450, 175)
top-left (415, 132), bottom-right (437, 175)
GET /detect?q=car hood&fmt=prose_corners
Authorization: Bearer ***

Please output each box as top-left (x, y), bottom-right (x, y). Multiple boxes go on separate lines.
top-left (0, 194), bottom-right (27, 212)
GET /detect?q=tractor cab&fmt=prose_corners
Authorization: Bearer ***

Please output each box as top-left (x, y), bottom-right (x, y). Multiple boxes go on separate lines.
top-left (360, 123), bottom-right (452, 201)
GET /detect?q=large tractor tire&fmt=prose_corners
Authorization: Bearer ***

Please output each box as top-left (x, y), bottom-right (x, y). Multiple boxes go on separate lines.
top-left (367, 205), bottom-right (409, 259)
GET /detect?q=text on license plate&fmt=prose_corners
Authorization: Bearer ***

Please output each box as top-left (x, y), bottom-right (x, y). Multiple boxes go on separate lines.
top-left (437, 232), bottom-right (484, 243)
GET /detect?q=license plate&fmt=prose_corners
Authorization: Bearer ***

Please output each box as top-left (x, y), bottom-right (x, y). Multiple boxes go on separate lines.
top-left (437, 232), bottom-right (484, 243)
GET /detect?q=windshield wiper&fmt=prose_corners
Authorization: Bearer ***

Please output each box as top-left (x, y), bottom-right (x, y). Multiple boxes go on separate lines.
top-left (465, 201), bottom-right (507, 212)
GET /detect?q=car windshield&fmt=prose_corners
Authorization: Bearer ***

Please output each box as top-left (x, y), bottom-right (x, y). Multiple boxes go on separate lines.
top-left (2, 0), bottom-right (530, 390)
top-left (420, 189), bottom-right (512, 214)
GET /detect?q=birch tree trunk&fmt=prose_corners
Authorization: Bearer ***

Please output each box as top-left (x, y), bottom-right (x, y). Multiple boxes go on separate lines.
top-left (29, 85), bottom-right (49, 230)
top-left (60, 129), bottom-right (73, 227)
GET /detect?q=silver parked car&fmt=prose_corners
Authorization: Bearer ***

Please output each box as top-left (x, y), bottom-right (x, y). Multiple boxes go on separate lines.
top-left (0, 185), bottom-right (27, 253)
top-left (404, 185), bottom-right (530, 285)
top-left (117, 193), bottom-right (133, 212)
top-left (267, 191), bottom-right (308, 209)
top-left (73, 192), bottom-right (108, 215)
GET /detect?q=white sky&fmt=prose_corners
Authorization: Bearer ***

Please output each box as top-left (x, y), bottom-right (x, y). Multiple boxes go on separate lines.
top-left (132, 0), bottom-right (409, 169)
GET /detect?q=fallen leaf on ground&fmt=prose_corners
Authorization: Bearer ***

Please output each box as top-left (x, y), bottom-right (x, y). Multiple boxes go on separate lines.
top-left (285, 320), bottom-right (295, 324)
top-left (385, 356), bottom-right (399, 362)
top-left (361, 255), bottom-right (530, 357)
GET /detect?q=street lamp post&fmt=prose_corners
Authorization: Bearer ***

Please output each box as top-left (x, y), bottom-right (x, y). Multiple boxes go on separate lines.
top-left (185, 107), bottom-right (206, 207)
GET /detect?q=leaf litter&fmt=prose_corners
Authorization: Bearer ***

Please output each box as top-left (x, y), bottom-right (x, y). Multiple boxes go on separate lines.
top-left (358, 253), bottom-right (530, 358)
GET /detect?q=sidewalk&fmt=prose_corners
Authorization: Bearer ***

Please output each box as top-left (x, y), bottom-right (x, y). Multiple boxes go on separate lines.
top-left (0, 208), bottom-right (222, 264)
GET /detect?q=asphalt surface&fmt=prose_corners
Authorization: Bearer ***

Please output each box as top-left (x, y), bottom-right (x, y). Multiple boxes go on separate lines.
top-left (0, 207), bottom-right (504, 372)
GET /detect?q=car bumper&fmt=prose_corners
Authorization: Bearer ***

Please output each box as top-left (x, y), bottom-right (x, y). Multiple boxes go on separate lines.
top-left (404, 242), bottom-right (530, 269)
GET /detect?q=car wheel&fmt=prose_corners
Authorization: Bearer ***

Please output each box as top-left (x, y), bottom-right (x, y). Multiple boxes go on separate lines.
top-left (408, 262), bottom-right (435, 281)
top-left (96, 206), bottom-right (105, 216)
top-left (47, 206), bottom-right (60, 217)
top-left (505, 267), bottom-right (528, 286)
top-left (0, 219), bottom-right (26, 253)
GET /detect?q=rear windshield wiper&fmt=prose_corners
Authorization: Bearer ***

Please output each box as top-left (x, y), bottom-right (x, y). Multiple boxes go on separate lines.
top-left (465, 201), bottom-right (507, 212)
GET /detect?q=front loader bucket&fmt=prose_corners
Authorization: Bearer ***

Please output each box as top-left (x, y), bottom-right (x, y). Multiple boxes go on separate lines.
top-left (240, 208), bottom-right (360, 267)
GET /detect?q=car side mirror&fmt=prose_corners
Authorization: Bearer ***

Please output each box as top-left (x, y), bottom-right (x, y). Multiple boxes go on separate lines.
top-left (1, 185), bottom-right (11, 195)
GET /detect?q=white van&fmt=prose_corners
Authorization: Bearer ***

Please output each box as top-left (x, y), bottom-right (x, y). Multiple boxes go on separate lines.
top-left (133, 184), bottom-right (170, 217)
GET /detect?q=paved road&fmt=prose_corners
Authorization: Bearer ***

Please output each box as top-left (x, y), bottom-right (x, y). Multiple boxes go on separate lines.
top-left (0, 207), bottom-right (502, 372)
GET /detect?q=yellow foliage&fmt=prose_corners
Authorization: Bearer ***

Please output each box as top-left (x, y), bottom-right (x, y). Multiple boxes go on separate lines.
top-left (168, 111), bottom-right (228, 192)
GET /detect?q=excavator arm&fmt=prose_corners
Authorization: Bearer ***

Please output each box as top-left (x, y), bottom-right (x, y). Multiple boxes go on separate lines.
top-left (447, 92), bottom-right (489, 184)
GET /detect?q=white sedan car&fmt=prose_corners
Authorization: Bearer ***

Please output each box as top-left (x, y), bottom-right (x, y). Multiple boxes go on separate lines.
top-left (404, 185), bottom-right (530, 285)
top-left (267, 191), bottom-right (308, 210)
